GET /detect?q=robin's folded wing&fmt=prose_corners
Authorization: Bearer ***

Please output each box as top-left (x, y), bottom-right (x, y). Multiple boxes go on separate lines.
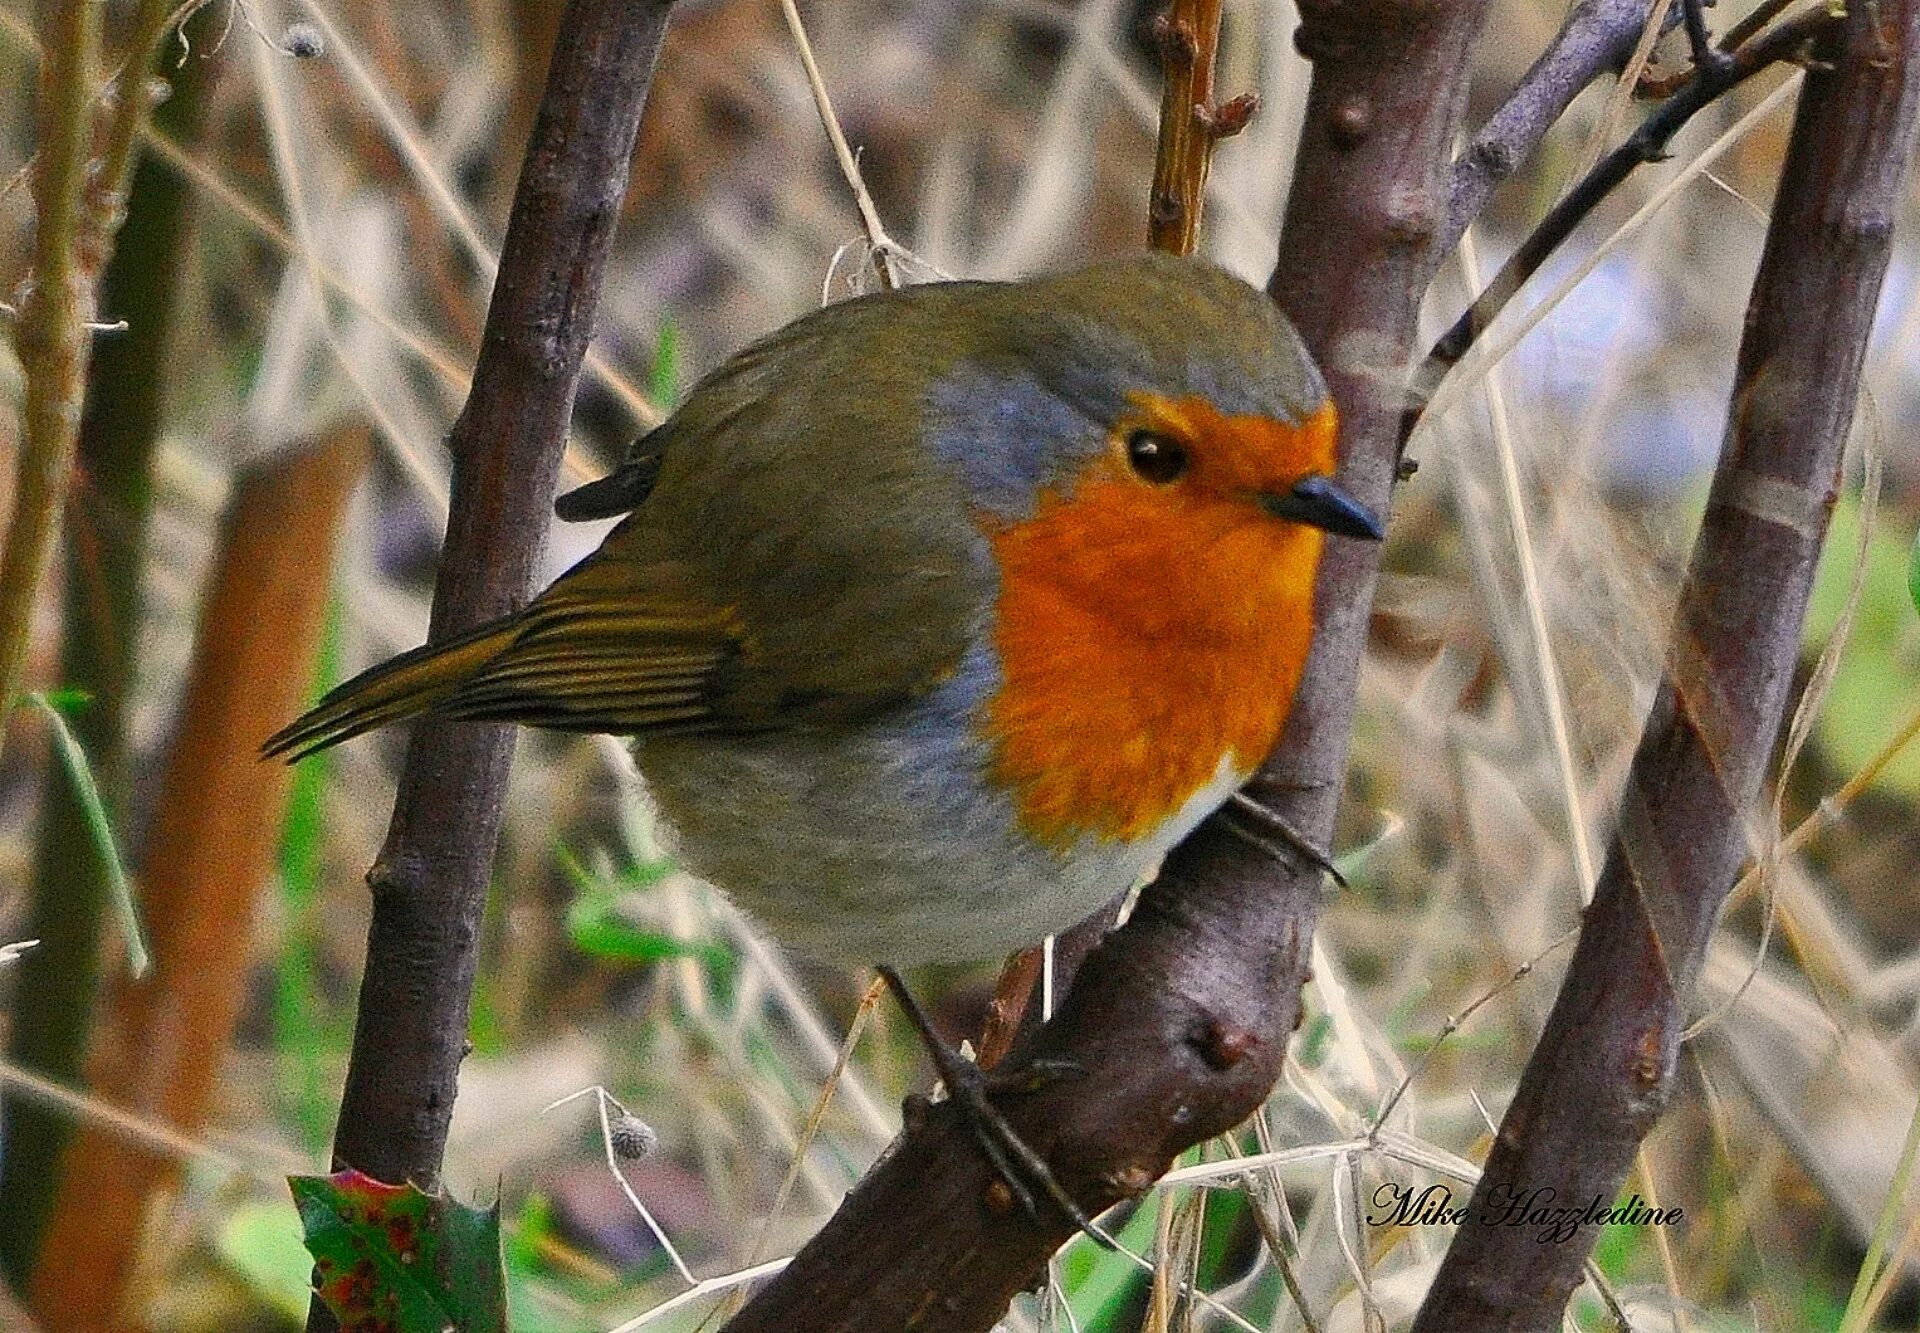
top-left (427, 557), bottom-right (744, 733)
top-left (262, 559), bottom-right (746, 759)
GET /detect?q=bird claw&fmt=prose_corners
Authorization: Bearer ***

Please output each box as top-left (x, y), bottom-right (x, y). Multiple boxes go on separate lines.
top-left (879, 967), bottom-right (1114, 1249)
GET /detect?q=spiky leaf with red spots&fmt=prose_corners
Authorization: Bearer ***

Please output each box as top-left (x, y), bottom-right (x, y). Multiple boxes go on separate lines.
top-left (290, 1170), bottom-right (505, 1332)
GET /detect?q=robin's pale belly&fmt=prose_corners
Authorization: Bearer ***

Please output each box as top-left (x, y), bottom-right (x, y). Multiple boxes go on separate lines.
top-left (634, 646), bottom-right (1246, 964)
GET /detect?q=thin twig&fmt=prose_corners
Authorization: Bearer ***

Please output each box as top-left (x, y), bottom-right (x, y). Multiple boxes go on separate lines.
top-left (1570, 0), bottom-right (1675, 183)
top-left (1367, 930), bottom-right (1577, 1139)
top-left (777, 0), bottom-right (901, 288)
top-left (291, 0), bottom-right (661, 427)
top-left (1146, 0), bottom-right (1256, 254)
top-left (742, 976), bottom-right (885, 1268)
top-left (249, 33), bottom-right (453, 519)
top-left (1418, 73), bottom-right (1803, 444)
top-left (543, 1086), bottom-right (697, 1285)
top-left (1404, 9), bottom-right (1840, 455)
top-left (81, 0), bottom-right (202, 272)
top-left (1444, 0), bottom-right (1666, 249)
top-left (1455, 223), bottom-right (1598, 900)
top-left (0, 1057), bottom-right (300, 1186)
top-left (0, 0), bottom-right (104, 764)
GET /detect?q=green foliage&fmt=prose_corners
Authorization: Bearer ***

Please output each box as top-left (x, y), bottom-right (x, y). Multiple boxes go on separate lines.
top-left (649, 320), bottom-right (682, 411)
top-left (503, 1196), bottom-right (597, 1333)
top-left (556, 842), bottom-right (730, 968)
top-left (34, 686), bottom-right (92, 714)
top-left (276, 602), bottom-right (350, 1152)
top-left (217, 1198), bottom-right (313, 1321)
top-left (1056, 1191), bottom-right (1160, 1327)
top-left (1803, 496), bottom-right (1920, 795)
top-left (291, 1170), bottom-right (507, 1332)
top-left (1909, 522), bottom-right (1920, 619)
top-left (29, 691), bottom-right (147, 976)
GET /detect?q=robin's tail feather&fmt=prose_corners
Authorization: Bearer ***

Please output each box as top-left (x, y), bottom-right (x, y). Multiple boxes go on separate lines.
top-left (264, 565), bottom-right (741, 761)
top-left (262, 617), bottom-right (522, 761)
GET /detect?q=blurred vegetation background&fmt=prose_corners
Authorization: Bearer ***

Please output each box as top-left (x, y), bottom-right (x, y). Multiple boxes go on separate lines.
top-left (0, 0), bottom-right (1918, 1329)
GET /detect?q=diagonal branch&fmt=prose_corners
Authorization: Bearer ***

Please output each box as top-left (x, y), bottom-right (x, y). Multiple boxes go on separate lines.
top-left (1406, 8), bottom-right (1839, 453)
top-left (1443, 0), bottom-right (1666, 251)
top-left (312, 5), bottom-right (675, 1327)
top-left (720, 3), bottom-right (1492, 1328)
top-left (1411, 5), bottom-right (1920, 1326)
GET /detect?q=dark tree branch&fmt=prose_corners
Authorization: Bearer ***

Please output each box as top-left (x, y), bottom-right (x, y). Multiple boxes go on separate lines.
top-left (1408, 9), bottom-right (1839, 453)
top-left (319, 0), bottom-right (675, 1231)
top-left (1411, 4), bottom-right (1920, 1327)
top-left (1443, 0), bottom-right (1664, 252)
top-left (721, 3), bottom-right (1491, 1329)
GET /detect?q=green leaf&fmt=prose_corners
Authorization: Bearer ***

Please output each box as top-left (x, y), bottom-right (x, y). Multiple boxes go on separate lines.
top-left (1059, 1191), bottom-right (1160, 1326)
top-left (35, 686), bottom-right (92, 714)
top-left (31, 692), bottom-right (148, 977)
top-left (1802, 498), bottom-right (1920, 796)
top-left (1908, 522), bottom-right (1920, 619)
top-left (278, 597), bottom-right (344, 1153)
top-left (649, 320), bottom-right (681, 410)
top-left (565, 888), bottom-right (729, 967)
top-left (217, 1198), bottom-right (313, 1321)
top-left (552, 839), bottom-right (674, 894)
top-left (555, 844), bottom-right (725, 967)
top-left (291, 1170), bottom-right (507, 1332)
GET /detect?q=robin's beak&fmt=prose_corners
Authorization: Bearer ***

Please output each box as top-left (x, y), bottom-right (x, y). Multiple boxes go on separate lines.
top-left (1259, 474), bottom-right (1384, 540)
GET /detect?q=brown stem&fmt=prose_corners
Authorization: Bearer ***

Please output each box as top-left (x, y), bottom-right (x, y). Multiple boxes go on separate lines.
top-left (974, 946), bottom-right (1043, 1072)
top-left (1147, 0), bottom-right (1245, 255)
top-left (1411, 4), bottom-right (1920, 1326)
top-left (28, 434), bottom-right (367, 1329)
top-left (720, 4), bottom-right (1491, 1329)
top-left (312, 0), bottom-right (676, 1322)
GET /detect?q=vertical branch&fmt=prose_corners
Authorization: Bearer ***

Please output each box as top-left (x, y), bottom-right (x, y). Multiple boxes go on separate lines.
top-left (720, 4), bottom-right (1490, 1330)
top-left (0, 0), bottom-right (104, 762)
top-left (1252, 0), bottom-right (1493, 941)
top-left (1411, 5), bottom-right (1920, 1327)
top-left (0, 0), bottom-right (190, 763)
top-left (323, 0), bottom-right (676, 1196)
top-left (1146, 0), bottom-right (1248, 254)
top-left (0, 18), bottom-right (217, 1285)
top-left (1147, 0), bottom-right (1260, 255)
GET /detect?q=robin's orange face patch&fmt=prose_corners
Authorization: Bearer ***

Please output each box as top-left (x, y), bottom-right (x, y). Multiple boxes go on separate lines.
top-left (1113, 393), bottom-right (1340, 501)
top-left (982, 396), bottom-right (1339, 847)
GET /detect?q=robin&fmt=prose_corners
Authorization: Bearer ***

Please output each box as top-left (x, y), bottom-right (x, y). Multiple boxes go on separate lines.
top-left (266, 250), bottom-right (1380, 1228)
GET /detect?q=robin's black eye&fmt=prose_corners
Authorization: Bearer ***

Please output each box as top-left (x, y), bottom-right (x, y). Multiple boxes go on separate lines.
top-left (1126, 430), bottom-right (1188, 484)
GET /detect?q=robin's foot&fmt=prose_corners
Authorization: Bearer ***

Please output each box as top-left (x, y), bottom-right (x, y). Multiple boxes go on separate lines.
top-left (878, 966), bottom-right (1113, 1249)
top-left (1221, 791), bottom-right (1347, 889)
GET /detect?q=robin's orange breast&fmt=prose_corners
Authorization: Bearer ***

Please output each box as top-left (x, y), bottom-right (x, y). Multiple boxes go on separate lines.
top-left (981, 400), bottom-right (1334, 849)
